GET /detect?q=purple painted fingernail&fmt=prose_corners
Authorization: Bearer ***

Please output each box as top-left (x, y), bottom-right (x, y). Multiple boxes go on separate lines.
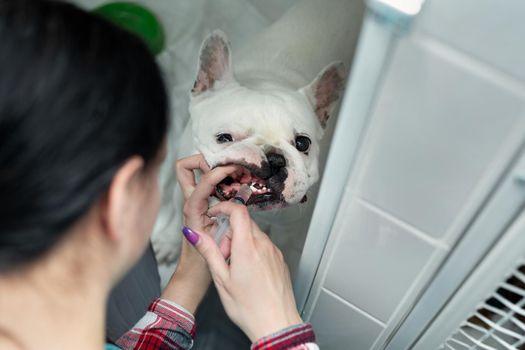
top-left (182, 226), bottom-right (200, 245)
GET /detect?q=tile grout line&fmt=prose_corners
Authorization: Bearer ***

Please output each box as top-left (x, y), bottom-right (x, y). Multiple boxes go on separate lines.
top-left (323, 287), bottom-right (387, 328)
top-left (355, 197), bottom-right (449, 250)
top-left (412, 32), bottom-right (525, 99)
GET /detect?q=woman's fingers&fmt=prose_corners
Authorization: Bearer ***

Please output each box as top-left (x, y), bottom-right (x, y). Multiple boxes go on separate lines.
top-left (208, 202), bottom-right (264, 238)
top-left (197, 165), bottom-right (240, 196)
top-left (184, 227), bottom-right (229, 285)
top-left (183, 165), bottom-right (240, 215)
top-left (218, 234), bottom-right (232, 259)
top-left (175, 154), bottom-right (211, 199)
top-left (207, 202), bottom-right (258, 255)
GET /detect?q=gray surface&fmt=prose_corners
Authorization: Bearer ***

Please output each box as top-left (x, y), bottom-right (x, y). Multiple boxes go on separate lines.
top-left (324, 200), bottom-right (435, 323)
top-left (193, 285), bottom-right (251, 350)
top-left (310, 289), bottom-right (384, 350)
top-left (106, 244), bottom-right (161, 342)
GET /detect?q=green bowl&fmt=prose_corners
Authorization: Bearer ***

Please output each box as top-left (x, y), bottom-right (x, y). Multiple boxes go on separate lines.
top-left (93, 2), bottom-right (165, 55)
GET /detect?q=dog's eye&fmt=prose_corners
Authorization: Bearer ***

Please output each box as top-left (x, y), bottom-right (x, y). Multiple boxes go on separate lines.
top-left (295, 136), bottom-right (311, 153)
top-left (216, 133), bottom-right (233, 144)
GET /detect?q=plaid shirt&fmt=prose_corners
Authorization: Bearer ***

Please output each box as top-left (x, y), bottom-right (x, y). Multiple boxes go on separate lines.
top-left (113, 298), bottom-right (318, 350)
top-left (251, 323), bottom-right (319, 350)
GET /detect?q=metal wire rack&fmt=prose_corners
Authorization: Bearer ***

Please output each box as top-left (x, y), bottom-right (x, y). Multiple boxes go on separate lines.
top-left (439, 260), bottom-right (525, 350)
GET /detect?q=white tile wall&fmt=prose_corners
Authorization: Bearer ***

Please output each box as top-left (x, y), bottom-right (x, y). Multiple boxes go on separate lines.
top-left (355, 38), bottom-right (523, 240)
top-left (300, 1), bottom-right (525, 349)
top-left (310, 289), bottom-right (384, 350)
top-left (418, 0), bottom-right (525, 82)
top-left (324, 199), bottom-right (437, 322)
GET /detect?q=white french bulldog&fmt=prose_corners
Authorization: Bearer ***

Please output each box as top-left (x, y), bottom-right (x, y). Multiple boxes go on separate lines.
top-left (153, 0), bottom-right (364, 266)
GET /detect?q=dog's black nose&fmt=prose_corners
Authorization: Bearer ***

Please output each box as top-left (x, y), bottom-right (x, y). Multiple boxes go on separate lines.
top-left (267, 153), bottom-right (286, 170)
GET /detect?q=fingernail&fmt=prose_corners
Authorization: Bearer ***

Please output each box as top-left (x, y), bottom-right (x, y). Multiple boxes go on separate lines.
top-left (182, 226), bottom-right (200, 245)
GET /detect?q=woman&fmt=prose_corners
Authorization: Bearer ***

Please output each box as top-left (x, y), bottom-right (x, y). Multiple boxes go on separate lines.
top-left (0, 1), bottom-right (318, 349)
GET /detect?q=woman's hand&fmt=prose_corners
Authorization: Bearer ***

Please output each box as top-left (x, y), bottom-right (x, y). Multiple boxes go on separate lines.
top-left (161, 154), bottom-right (238, 313)
top-left (186, 201), bottom-right (303, 342)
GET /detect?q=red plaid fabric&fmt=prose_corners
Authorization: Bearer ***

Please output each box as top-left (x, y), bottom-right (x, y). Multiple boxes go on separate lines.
top-left (115, 298), bottom-right (196, 350)
top-left (114, 298), bottom-right (318, 350)
top-left (251, 323), bottom-right (319, 350)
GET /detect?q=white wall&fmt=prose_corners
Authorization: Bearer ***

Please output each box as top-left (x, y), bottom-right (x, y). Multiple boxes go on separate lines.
top-left (301, 1), bottom-right (525, 349)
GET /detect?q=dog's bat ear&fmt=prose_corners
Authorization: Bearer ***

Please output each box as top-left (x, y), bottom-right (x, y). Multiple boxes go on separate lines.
top-left (191, 30), bottom-right (234, 96)
top-left (300, 61), bottom-right (346, 129)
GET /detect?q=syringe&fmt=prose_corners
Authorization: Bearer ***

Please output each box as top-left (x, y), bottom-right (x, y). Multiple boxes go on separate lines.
top-left (213, 184), bottom-right (253, 244)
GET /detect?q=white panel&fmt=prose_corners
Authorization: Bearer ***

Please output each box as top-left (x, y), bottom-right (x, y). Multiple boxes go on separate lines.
top-left (384, 148), bottom-right (525, 350)
top-left (310, 289), bottom-right (384, 350)
top-left (295, 13), bottom-right (397, 310)
top-left (324, 199), bottom-right (437, 322)
top-left (418, 0), bottom-right (525, 82)
top-left (356, 39), bottom-right (523, 239)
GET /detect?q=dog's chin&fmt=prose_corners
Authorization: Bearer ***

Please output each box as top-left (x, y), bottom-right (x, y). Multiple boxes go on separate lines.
top-left (214, 163), bottom-right (289, 211)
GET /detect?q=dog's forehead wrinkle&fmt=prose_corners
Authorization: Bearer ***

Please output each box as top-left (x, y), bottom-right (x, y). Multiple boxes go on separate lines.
top-left (192, 85), bottom-right (322, 142)
top-left (252, 129), bottom-right (292, 146)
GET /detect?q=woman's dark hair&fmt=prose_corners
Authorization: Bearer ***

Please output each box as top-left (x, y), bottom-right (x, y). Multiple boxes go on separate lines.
top-left (0, 0), bottom-right (168, 271)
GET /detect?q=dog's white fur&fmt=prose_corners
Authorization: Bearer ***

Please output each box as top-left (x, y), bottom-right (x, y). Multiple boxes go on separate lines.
top-left (153, 0), bottom-right (364, 265)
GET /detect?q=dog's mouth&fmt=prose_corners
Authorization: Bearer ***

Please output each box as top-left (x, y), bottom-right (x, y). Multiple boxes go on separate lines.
top-left (215, 165), bottom-right (285, 209)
